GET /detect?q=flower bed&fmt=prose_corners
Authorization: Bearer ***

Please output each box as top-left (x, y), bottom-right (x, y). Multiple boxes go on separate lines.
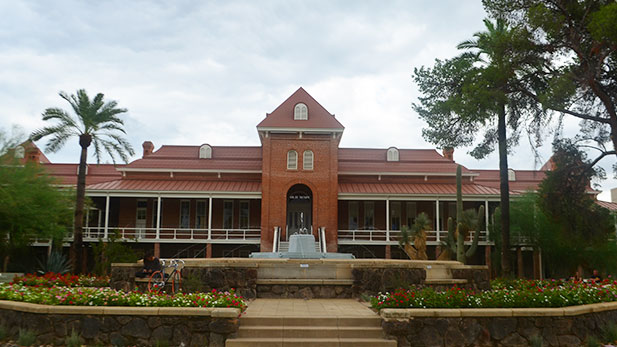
top-left (0, 284), bottom-right (247, 311)
top-left (371, 279), bottom-right (617, 310)
top-left (12, 272), bottom-right (110, 288)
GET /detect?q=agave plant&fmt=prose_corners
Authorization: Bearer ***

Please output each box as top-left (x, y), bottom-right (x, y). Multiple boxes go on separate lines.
top-left (37, 251), bottom-right (71, 275)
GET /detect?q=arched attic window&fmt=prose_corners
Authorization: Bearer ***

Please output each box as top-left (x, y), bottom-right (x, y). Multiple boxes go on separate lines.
top-left (287, 150), bottom-right (298, 170)
top-left (303, 150), bottom-right (314, 170)
top-left (14, 146), bottom-right (24, 159)
top-left (294, 103), bottom-right (308, 120)
top-left (386, 147), bottom-right (399, 162)
top-left (199, 144), bottom-right (212, 159)
top-left (508, 168), bottom-right (516, 181)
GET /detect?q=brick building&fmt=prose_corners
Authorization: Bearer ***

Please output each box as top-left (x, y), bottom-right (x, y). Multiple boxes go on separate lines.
top-left (23, 88), bottom-right (564, 260)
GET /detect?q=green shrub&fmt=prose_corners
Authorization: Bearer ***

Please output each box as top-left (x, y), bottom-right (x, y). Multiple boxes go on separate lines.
top-left (529, 335), bottom-right (543, 347)
top-left (602, 322), bottom-right (617, 344)
top-left (65, 328), bottom-right (83, 347)
top-left (37, 251), bottom-right (71, 275)
top-left (17, 329), bottom-right (36, 346)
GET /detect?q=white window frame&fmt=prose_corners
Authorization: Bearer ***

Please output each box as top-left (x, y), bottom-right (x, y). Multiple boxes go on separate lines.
top-left (349, 201), bottom-right (359, 230)
top-left (303, 150), bottom-right (314, 170)
top-left (223, 200), bottom-right (234, 229)
top-left (195, 200), bottom-right (207, 229)
top-left (199, 144), bottom-right (212, 159)
top-left (239, 200), bottom-right (250, 229)
top-left (294, 103), bottom-right (308, 120)
top-left (508, 168), bottom-right (516, 181)
top-left (387, 147), bottom-right (399, 162)
top-left (287, 150), bottom-right (298, 170)
top-left (179, 200), bottom-right (191, 229)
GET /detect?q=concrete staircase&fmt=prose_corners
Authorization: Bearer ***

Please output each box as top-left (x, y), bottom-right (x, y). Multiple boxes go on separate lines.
top-left (226, 316), bottom-right (396, 347)
top-left (277, 241), bottom-right (320, 253)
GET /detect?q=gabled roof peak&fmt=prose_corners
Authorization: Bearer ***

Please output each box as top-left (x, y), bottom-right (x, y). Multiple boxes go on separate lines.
top-left (257, 87), bottom-right (344, 130)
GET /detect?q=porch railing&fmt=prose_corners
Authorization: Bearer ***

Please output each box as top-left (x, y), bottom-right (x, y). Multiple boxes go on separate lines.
top-left (337, 229), bottom-right (492, 245)
top-left (81, 227), bottom-right (260, 243)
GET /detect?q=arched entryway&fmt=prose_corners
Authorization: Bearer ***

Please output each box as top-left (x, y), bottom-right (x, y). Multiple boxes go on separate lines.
top-left (286, 184), bottom-right (312, 239)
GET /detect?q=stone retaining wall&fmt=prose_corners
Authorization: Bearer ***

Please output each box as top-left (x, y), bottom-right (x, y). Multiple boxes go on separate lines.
top-left (381, 302), bottom-right (617, 346)
top-left (0, 301), bottom-right (240, 347)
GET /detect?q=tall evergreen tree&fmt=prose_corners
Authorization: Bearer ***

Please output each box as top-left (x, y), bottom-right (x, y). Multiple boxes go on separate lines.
top-left (413, 19), bottom-right (546, 275)
top-left (484, 0), bottom-right (617, 172)
top-left (30, 90), bottom-right (134, 273)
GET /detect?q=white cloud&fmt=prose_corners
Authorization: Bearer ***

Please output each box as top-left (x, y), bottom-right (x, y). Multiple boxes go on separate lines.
top-left (0, 0), bottom-right (615, 198)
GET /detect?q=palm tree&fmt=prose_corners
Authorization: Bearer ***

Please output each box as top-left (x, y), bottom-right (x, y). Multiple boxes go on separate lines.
top-left (455, 19), bottom-right (540, 276)
top-left (31, 89), bottom-right (134, 273)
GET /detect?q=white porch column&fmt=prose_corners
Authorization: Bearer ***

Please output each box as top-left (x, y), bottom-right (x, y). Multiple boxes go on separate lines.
top-left (208, 195), bottom-right (213, 240)
top-left (435, 199), bottom-right (440, 242)
top-left (156, 196), bottom-right (161, 239)
top-left (385, 198), bottom-right (390, 241)
top-left (485, 200), bottom-right (489, 239)
top-left (103, 194), bottom-right (110, 240)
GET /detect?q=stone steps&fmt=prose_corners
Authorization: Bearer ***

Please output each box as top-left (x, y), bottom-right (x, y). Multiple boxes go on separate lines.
top-left (278, 241), bottom-right (320, 253)
top-left (226, 316), bottom-right (395, 347)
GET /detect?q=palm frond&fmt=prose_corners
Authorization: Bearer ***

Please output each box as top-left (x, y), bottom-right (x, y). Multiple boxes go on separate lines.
top-left (41, 108), bottom-right (79, 130)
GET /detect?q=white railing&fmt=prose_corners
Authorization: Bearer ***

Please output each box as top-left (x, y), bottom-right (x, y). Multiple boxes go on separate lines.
top-left (81, 227), bottom-right (260, 243)
top-left (319, 227), bottom-right (327, 253)
top-left (272, 226), bottom-right (280, 252)
top-left (337, 229), bottom-right (491, 245)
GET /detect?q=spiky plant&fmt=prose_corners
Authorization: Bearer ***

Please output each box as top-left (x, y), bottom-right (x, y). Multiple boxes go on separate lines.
top-left (398, 212), bottom-right (431, 260)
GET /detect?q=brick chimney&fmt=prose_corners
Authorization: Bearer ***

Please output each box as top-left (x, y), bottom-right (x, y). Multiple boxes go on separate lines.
top-left (442, 147), bottom-right (454, 161)
top-left (142, 141), bottom-right (154, 158)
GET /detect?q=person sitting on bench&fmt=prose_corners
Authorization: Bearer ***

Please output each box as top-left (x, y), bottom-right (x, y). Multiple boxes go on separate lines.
top-left (135, 251), bottom-right (161, 278)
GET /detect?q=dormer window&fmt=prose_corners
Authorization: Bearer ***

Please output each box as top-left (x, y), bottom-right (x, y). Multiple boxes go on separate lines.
top-left (14, 146), bottom-right (24, 159)
top-left (508, 168), bottom-right (516, 181)
top-left (386, 147), bottom-right (399, 162)
top-left (287, 150), bottom-right (298, 170)
top-left (294, 103), bottom-right (308, 120)
top-left (199, 144), bottom-right (212, 159)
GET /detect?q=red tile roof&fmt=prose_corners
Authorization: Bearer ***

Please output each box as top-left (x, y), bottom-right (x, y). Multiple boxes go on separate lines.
top-left (596, 200), bottom-right (617, 211)
top-left (43, 163), bottom-right (123, 185)
top-left (124, 145), bottom-right (262, 171)
top-left (338, 148), bottom-right (473, 175)
top-left (339, 182), bottom-right (501, 196)
top-left (474, 169), bottom-right (546, 192)
top-left (87, 179), bottom-right (261, 193)
top-left (257, 87), bottom-right (344, 130)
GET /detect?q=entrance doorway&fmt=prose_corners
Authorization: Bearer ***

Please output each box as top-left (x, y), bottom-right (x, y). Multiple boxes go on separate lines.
top-left (286, 184), bottom-right (312, 239)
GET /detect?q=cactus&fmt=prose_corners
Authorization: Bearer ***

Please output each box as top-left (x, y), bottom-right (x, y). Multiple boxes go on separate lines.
top-left (398, 212), bottom-right (430, 260)
top-left (444, 165), bottom-right (485, 264)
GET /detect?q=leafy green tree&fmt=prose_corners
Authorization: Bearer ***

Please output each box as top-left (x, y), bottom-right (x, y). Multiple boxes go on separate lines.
top-left (30, 90), bottom-right (134, 273)
top-left (0, 162), bottom-right (73, 271)
top-left (484, 0), bottom-right (617, 172)
top-left (413, 19), bottom-right (546, 275)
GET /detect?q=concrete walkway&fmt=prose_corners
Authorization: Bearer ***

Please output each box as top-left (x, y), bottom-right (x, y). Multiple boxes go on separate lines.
top-left (243, 298), bottom-right (377, 317)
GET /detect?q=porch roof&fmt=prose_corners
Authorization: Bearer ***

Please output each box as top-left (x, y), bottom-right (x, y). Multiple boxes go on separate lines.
top-left (86, 179), bottom-right (261, 193)
top-left (338, 182), bottom-right (501, 196)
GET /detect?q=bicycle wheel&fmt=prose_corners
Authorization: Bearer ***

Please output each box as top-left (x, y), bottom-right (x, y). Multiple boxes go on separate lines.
top-left (148, 271), bottom-right (165, 293)
top-left (170, 271), bottom-right (182, 293)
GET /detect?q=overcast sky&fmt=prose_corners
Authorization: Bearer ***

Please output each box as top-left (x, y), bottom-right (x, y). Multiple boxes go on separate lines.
top-left (1, 0), bottom-right (615, 201)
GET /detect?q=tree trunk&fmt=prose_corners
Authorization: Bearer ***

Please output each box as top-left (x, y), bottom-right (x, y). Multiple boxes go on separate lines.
top-left (71, 134), bottom-right (91, 274)
top-left (497, 102), bottom-right (512, 276)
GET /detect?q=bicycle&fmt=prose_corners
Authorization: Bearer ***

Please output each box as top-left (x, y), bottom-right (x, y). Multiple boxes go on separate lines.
top-left (147, 259), bottom-right (185, 293)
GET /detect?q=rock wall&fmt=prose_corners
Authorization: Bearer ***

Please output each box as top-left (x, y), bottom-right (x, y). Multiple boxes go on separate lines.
top-left (257, 284), bottom-right (352, 298)
top-left (0, 306), bottom-right (239, 347)
top-left (381, 305), bottom-right (617, 347)
top-left (351, 267), bottom-right (426, 297)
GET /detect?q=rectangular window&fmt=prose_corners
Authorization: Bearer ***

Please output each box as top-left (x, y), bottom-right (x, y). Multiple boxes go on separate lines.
top-left (239, 201), bottom-right (250, 229)
top-left (390, 201), bottom-right (401, 230)
top-left (349, 201), bottom-right (359, 230)
top-left (363, 201), bottom-right (374, 229)
top-left (195, 200), bottom-right (207, 229)
top-left (406, 202), bottom-right (417, 228)
top-left (223, 200), bottom-right (234, 229)
top-left (180, 200), bottom-right (190, 229)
